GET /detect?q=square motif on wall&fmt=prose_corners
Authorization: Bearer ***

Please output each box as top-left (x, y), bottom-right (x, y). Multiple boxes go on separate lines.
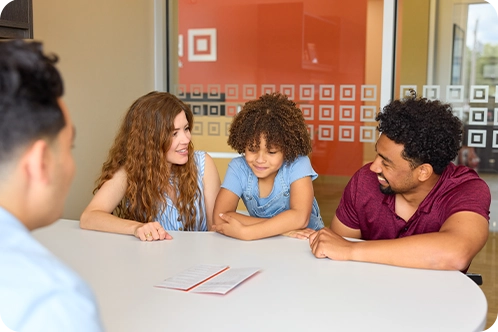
top-left (446, 85), bottom-right (464, 103)
top-left (188, 28), bottom-right (217, 62)
top-left (319, 105), bottom-right (334, 121)
top-left (190, 103), bottom-right (204, 117)
top-left (452, 107), bottom-right (463, 120)
top-left (301, 104), bottom-right (314, 120)
top-left (493, 130), bottom-right (498, 148)
top-left (340, 85), bottom-right (356, 101)
top-left (175, 84), bottom-right (187, 99)
top-left (468, 129), bottom-right (486, 148)
top-left (225, 84), bottom-right (239, 100)
top-left (208, 104), bottom-right (220, 116)
top-left (243, 85), bottom-right (257, 100)
top-left (207, 85), bottom-right (221, 99)
top-left (361, 85), bottom-right (377, 101)
top-left (400, 85), bottom-right (417, 98)
top-left (360, 106), bottom-right (377, 122)
top-left (261, 85), bottom-right (276, 95)
top-left (469, 108), bottom-right (487, 125)
top-left (339, 105), bottom-right (355, 122)
top-left (190, 84), bottom-right (203, 99)
top-left (470, 85), bottom-right (489, 103)
top-left (300, 85), bottom-right (315, 101)
top-left (225, 103), bottom-right (239, 117)
top-left (360, 126), bottom-right (376, 142)
top-left (208, 122), bottom-right (220, 136)
top-left (225, 122), bottom-right (231, 136)
top-left (423, 85), bottom-right (440, 100)
top-left (192, 122), bottom-right (203, 135)
top-left (319, 85), bottom-right (334, 101)
top-left (307, 124), bottom-right (314, 140)
top-left (339, 126), bottom-right (355, 142)
top-left (280, 85), bottom-right (295, 99)
top-left (318, 125), bottom-right (334, 141)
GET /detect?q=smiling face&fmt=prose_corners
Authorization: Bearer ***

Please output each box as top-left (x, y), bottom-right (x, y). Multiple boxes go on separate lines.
top-left (369, 134), bottom-right (420, 195)
top-left (244, 135), bottom-right (284, 182)
top-left (166, 111), bottom-right (191, 166)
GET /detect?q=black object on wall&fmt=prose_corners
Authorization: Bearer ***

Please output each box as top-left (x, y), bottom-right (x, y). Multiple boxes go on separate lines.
top-left (0, 0), bottom-right (33, 39)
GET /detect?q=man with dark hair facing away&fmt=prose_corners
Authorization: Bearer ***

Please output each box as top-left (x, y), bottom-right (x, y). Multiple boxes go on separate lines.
top-left (0, 40), bottom-right (103, 331)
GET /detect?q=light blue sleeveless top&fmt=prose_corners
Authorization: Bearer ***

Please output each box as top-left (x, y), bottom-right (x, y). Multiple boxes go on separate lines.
top-left (156, 150), bottom-right (207, 231)
top-left (221, 155), bottom-right (324, 230)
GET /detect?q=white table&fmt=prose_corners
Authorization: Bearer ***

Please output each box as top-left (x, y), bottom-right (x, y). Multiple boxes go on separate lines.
top-left (33, 219), bottom-right (487, 332)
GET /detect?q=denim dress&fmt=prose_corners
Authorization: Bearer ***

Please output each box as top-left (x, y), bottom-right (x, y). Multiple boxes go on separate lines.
top-left (222, 156), bottom-right (324, 230)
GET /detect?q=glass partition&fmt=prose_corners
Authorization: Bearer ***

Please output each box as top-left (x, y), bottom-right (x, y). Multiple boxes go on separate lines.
top-left (170, 0), bottom-right (385, 222)
top-left (396, 0), bottom-right (498, 231)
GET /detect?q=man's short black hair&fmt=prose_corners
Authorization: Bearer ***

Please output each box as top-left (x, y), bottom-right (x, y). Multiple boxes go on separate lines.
top-left (0, 40), bottom-right (65, 161)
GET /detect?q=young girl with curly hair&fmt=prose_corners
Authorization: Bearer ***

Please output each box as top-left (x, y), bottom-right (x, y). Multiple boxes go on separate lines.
top-left (80, 91), bottom-right (220, 241)
top-left (212, 93), bottom-right (323, 240)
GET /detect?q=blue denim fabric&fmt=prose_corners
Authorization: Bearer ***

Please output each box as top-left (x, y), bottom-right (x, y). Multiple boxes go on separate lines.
top-left (242, 169), bottom-right (324, 230)
top-left (156, 151), bottom-right (207, 231)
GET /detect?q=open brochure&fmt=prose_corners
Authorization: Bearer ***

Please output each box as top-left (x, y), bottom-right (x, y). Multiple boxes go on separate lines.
top-left (155, 264), bottom-right (260, 295)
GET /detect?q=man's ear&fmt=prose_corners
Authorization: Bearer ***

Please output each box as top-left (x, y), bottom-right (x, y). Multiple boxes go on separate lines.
top-left (417, 163), bottom-right (434, 182)
top-left (23, 140), bottom-right (51, 185)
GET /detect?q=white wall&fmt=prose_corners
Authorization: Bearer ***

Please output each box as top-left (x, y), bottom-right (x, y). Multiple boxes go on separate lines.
top-left (33, 0), bottom-right (156, 219)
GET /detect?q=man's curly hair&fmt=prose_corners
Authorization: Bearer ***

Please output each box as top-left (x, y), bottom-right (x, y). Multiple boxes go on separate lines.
top-left (376, 90), bottom-right (462, 175)
top-left (227, 93), bottom-right (312, 162)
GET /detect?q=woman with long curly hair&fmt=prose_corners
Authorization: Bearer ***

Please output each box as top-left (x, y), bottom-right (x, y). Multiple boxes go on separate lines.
top-left (212, 93), bottom-right (324, 240)
top-left (80, 91), bottom-right (220, 241)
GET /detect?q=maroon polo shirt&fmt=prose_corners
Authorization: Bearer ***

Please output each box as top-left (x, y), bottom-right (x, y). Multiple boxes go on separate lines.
top-left (336, 162), bottom-right (490, 240)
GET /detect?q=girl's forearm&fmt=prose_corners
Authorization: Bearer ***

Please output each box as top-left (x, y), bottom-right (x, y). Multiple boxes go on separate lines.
top-left (244, 209), bottom-right (309, 240)
top-left (222, 211), bottom-right (267, 226)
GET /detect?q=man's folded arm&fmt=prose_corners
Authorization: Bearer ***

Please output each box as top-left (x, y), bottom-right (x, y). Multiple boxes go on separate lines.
top-left (330, 212), bottom-right (488, 271)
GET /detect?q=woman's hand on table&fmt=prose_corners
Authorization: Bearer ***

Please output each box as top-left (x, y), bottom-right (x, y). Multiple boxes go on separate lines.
top-left (133, 221), bottom-right (173, 241)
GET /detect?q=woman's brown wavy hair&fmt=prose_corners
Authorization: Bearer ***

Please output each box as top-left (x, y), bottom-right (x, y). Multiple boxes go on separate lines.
top-left (93, 91), bottom-right (204, 230)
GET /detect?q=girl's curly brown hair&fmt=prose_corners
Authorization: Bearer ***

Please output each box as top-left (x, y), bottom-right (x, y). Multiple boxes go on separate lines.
top-left (93, 91), bottom-right (204, 230)
top-left (228, 93), bottom-right (312, 162)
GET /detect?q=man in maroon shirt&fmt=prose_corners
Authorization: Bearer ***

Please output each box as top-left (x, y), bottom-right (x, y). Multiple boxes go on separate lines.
top-left (305, 91), bottom-right (490, 271)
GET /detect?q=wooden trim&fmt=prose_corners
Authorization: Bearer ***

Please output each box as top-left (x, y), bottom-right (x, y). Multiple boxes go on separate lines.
top-left (0, 26), bottom-right (30, 39)
top-left (0, 19), bottom-right (29, 29)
